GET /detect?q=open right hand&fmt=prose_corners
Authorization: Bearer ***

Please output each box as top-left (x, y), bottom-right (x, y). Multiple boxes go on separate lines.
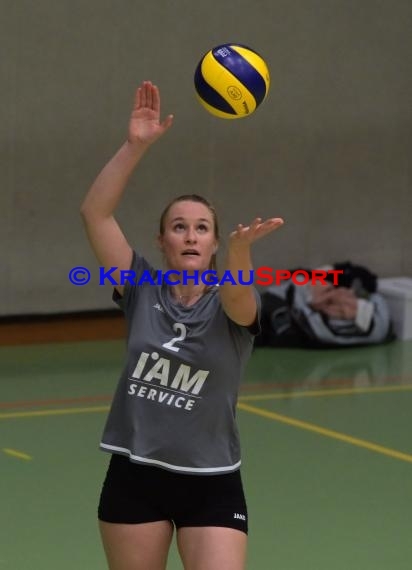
top-left (128, 81), bottom-right (174, 146)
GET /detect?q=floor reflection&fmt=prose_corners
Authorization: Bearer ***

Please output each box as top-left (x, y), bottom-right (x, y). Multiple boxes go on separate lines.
top-left (245, 340), bottom-right (412, 392)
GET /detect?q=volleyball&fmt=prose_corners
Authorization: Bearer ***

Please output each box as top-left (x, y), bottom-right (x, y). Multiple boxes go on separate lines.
top-left (194, 43), bottom-right (270, 119)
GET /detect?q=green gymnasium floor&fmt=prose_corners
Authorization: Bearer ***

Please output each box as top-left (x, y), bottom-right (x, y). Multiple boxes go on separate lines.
top-left (1, 339), bottom-right (412, 569)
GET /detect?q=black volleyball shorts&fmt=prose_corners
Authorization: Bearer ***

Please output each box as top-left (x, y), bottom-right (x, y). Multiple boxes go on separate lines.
top-left (98, 454), bottom-right (248, 534)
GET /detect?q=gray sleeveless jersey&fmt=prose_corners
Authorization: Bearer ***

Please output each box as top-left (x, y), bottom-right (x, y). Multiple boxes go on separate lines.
top-left (100, 251), bottom-right (259, 475)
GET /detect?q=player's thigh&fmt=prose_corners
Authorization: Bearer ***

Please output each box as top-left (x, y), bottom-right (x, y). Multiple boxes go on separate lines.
top-left (99, 520), bottom-right (174, 570)
top-left (177, 526), bottom-right (247, 570)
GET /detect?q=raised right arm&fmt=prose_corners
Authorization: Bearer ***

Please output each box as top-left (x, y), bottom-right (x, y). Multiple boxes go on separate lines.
top-left (80, 81), bottom-right (173, 295)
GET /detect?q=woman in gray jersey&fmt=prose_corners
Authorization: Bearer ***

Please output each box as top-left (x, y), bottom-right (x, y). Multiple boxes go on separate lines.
top-left (81, 81), bottom-right (283, 570)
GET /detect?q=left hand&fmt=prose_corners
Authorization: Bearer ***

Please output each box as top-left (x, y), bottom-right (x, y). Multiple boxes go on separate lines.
top-left (229, 217), bottom-right (284, 248)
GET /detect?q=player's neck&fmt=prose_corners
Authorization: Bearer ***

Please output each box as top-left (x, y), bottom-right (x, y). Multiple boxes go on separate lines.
top-left (171, 285), bottom-right (206, 306)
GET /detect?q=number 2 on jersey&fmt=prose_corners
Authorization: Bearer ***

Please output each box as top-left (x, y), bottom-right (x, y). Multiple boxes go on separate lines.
top-left (162, 323), bottom-right (187, 352)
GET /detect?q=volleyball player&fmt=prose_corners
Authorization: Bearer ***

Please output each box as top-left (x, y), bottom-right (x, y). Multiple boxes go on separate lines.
top-left (81, 80), bottom-right (283, 570)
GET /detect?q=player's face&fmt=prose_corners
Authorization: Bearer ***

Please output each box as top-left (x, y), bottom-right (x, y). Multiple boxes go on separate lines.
top-left (159, 201), bottom-right (217, 273)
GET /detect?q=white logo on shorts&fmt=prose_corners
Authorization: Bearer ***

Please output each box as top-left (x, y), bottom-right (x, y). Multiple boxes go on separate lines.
top-left (233, 513), bottom-right (246, 521)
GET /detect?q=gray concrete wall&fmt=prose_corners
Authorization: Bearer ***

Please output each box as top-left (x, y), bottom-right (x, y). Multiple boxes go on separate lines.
top-left (1, 0), bottom-right (411, 314)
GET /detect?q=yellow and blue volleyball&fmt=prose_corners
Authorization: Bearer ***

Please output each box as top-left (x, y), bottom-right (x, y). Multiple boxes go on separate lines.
top-left (194, 43), bottom-right (270, 119)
